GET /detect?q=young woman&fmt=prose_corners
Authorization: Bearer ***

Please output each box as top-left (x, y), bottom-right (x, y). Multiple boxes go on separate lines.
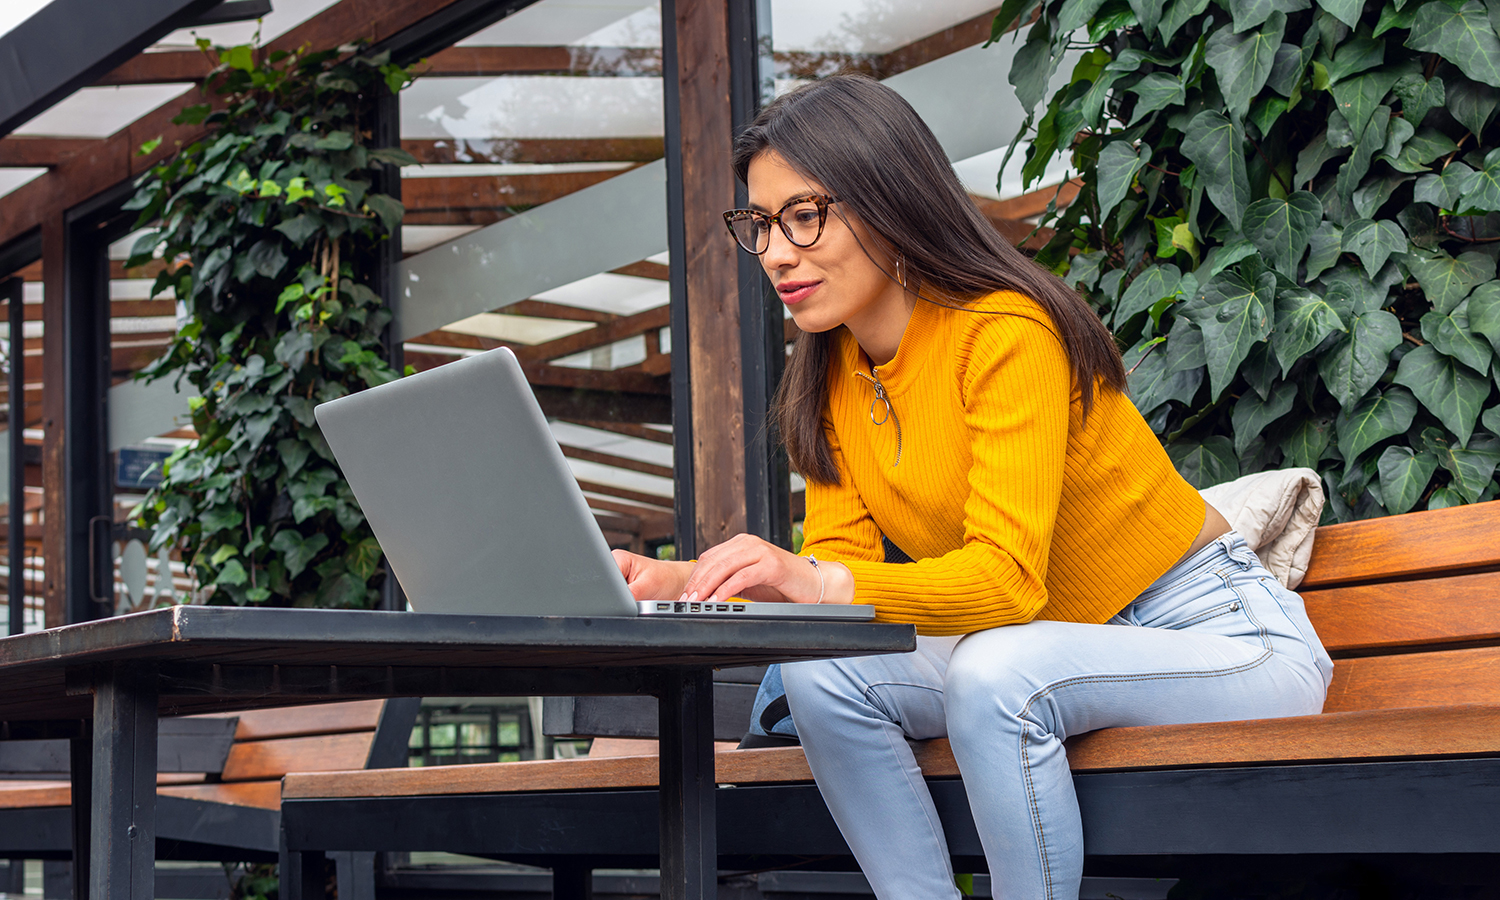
top-left (611, 75), bottom-right (1333, 900)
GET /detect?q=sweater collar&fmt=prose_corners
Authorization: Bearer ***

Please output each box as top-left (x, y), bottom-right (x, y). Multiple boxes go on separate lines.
top-left (846, 296), bottom-right (940, 396)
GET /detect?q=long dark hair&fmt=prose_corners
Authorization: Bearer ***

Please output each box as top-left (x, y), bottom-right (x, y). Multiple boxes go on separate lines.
top-left (733, 74), bottom-right (1126, 485)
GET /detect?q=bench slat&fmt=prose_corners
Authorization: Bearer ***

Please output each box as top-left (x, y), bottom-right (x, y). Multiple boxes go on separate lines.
top-left (282, 704), bottom-right (1500, 799)
top-left (1302, 569), bottom-right (1500, 655)
top-left (220, 732), bottom-right (376, 782)
top-left (1300, 501), bottom-right (1500, 588)
top-left (159, 781), bottom-right (282, 810)
top-left (199, 700), bottom-right (385, 741)
top-left (1323, 645), bottom-right (1500, 713)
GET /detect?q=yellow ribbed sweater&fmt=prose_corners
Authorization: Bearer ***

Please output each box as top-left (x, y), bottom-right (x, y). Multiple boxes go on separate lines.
top-left (800, 291), bottom-right (1205, 636)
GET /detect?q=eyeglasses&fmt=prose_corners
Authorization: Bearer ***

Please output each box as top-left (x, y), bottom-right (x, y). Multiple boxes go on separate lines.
top-left (722, 194), bottom-right (838, 255)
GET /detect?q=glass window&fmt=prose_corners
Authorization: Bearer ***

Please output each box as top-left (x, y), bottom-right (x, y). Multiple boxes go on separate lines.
top-left (396, 0), bottom-right (674, 557)
top-left (1, 257), bottom-right (43, 632)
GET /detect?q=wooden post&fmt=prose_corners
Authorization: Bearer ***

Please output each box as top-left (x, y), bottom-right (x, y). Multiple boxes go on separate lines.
top-left (41, 217), bottom-right (66, 629)
top-left (665, 0), bottom-right (746, 554)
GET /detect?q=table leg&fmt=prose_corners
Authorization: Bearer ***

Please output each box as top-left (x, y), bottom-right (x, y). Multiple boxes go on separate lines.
top-left (90, 662), bottom-right (157, 900)
top-left (657, 667), bottom-right (715, 900)
top-left (68, 737), bottom-right (90, 900)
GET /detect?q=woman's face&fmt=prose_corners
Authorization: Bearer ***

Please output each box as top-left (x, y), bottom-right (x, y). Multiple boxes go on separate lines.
top-left (746, 151), bottom-right (909, 343)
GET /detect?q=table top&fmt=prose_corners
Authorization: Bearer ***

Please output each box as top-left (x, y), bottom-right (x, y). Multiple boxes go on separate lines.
top-left (0, 605), bottom-right (915, 724)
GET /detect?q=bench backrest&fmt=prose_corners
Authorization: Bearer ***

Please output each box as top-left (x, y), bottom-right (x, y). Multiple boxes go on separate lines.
top-left (1298, 500), bottom-right (1500, 714)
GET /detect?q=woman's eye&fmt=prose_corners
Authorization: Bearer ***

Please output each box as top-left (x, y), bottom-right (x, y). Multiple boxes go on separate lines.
top-left (792, 209), bottom-right (820, 225)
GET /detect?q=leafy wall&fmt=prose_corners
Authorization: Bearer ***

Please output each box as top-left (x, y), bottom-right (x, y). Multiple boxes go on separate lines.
top-left (998, 0), bottom-right (1500, 519)
top-left (127, 43), bottom-right (413, 606)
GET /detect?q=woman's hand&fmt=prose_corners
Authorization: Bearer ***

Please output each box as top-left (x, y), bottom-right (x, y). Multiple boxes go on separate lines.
top-left (612, 550), bottom-right (694, 602)
top-left (679, 533), bottom-right (855, 605)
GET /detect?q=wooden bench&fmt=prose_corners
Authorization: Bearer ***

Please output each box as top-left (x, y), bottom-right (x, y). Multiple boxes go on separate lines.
top-left (0, 697), bottom-right (417, 897)
top-left (281, 501), bottom-right (1500, 899)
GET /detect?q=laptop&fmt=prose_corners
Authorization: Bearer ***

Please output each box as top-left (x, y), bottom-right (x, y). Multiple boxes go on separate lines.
top-left (313, 347), bottom-right (875, 622)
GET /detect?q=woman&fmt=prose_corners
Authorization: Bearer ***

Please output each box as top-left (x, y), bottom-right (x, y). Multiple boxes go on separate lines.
top-left (612, 75), bottom-right (1333, 900)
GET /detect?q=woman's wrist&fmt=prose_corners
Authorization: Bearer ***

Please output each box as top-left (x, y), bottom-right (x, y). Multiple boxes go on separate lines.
top-left (819, 559), bottom-right (855, 605)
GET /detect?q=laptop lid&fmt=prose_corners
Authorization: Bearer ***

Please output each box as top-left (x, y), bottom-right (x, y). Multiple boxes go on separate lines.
top-left (314, 347), bottom-right (639, 617)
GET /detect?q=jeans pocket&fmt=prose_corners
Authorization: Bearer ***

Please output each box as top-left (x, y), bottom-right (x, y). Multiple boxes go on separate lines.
top-left (1160, 597), bottom-right (1243, 630)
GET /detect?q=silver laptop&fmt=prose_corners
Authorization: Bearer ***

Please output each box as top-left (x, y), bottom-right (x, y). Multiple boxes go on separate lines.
top-left (313, 347), bottom-right (875, 622)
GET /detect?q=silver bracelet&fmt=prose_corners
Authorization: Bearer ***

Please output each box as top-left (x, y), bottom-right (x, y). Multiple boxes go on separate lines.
top-left (806, 554), bottom-right (825, 604)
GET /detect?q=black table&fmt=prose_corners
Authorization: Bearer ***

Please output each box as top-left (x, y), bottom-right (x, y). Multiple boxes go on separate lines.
top-left (0, 605), bottom-right (914, 900)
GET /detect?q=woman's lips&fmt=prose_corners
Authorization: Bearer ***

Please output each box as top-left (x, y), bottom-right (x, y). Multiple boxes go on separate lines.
top-left (778, 281), bottom-right (821, 305)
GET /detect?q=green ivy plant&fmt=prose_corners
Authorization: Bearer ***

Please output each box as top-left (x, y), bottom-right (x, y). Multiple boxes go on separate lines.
top-left (125, 41), bottom-right (416, 606)
top-left (996, 0), bottom-right (1500, 520)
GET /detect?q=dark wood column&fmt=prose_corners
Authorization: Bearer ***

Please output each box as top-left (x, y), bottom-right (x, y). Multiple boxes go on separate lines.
top-left (664, 0), bottom-right (776, 558)
top-left (41, 218), bottom-right (67, 629)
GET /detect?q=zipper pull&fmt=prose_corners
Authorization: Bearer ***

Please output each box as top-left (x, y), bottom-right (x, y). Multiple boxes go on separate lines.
top-left (852, 369), bottom-right (902, 467)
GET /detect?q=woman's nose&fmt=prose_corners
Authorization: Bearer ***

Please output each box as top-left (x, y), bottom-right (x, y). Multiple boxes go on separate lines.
top-left (761, 226), bottom-right (799, 268)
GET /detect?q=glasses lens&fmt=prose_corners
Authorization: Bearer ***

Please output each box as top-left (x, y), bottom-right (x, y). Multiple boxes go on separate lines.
top-left (729, 213), bottom-right (770, 253)
top-left (781, 200), bottom-right (824, 247)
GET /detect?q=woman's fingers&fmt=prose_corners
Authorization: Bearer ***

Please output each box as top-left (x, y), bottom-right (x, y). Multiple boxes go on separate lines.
top-left (678, 534), bottom-right (817, 604)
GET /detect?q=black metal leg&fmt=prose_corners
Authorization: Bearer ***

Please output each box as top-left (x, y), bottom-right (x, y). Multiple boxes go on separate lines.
top-left (658, 667), bottom-right (715, 900)
top-left (90, 662), bottom-right (157, 900)
top-left (552, 859), bottom-right (593, 899)
top-left (331, 850), bottom-right (376, 900)
top-left (68, 736), bottom-right (90, 900)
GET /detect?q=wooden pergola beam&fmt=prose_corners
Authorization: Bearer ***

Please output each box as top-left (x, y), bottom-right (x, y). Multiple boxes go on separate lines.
top-left (512, 304), bottom-right (668, 365)
top-left (560, 444), bottom-right (673, 480)
top-left (577, 479), bottom-right (672, 510)
top-left (403, 137), bottom-right (665, 165)
top-left (400, 168), bottom-right (638, 212)
top-left (0, 137), bottom-right (99, 167)
top-left (94, 49), bottom-right (213, 85)
top-left (563, 419), bottom-right (673, 446)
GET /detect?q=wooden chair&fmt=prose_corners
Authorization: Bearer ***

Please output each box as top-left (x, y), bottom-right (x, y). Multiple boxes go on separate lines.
top-left (281, 501), bottom-right (1500, 899)
top-left (0, 697), bottom-right (418, 898)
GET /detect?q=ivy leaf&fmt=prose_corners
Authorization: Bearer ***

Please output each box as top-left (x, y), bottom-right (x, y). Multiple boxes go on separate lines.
top-left (247, 239), bottom-right (288, 279)
top-left (1184, 269), bottom-right (1276, 399)
top-left (1318, 309), bottom-right (1403, 409)
top-left (1336, 105), bottom-right (1390, 199)
top-left (1374, 3), bottom-right (1419, 38)
top-left (1428, 435), bottom-right (1500, 503)
top-left (1483, 404), bottom-right (1500, 435)
top-left (1469, 281), bottom-right (1500, 353)
top-left (1445, 75), bottom-right (1500, 137)
top-left (1294, 132), bottom-right (1342, 189)
top-left (276, 437), bottom-right (312, 479)
top-left (270, 529), bottom-right (330, 580)
top-left (1394, 345), bottom-right (1491, 446)
top-left (1341, 218), bottom-right (1406, 278)
top-left (313, 131), bottom-right (354, 151)
top-left (274, 214), bottom-right (321, 247)
top-left (1335, 385), bottom-right (1418, 461)
top-left (1228, 0), bottom-right (1309, 32)
top-left (1168, 435), bottom-right (1242, 489)
top-left (1391, 74), bottom-right (1445, 127)
top-left (344, 536), bottom-right (384, 582)
top-left (362, 194), bottom-right (405, 231)
top-left (1265, 41), bottom-right (1309, 96)
top-left (1304, 221), bottom-right (1344, 281)
top-left (1281, 416), bottom-right (1333, 468)
top-left (199, 505), bottom-right (244, 535)
top-left (1377, 127), bottom-right (1459, 173)
top-left (1160, 0), bottom-right (1211, 43)
top-left (1126, 0), bottom-right (1164, 38)
top-left (1402, 249), bottom-right (1496, 314)
top-left (1116, 264), bottom-right (1182, 326)
top-left (1405, 0), bottom-right (1500, 88)
top-left (1330, 71), bottom-right (1400, 138)
top-left (1097, 141), bottom-right (1151, 220)
top-left (1377, 446), bottom-right (1439, 514)
top-left (1324, 36), bottom-right (1384, 84)
top-left (1205, 12), bottom-right (1286, 119)
top-left (1166, 318), bottom-right (1208, 372)
top-left (215, 558), bottom-right (248, 587)
top-left (1421, 303), bottom-right (1494, 375)
top-left (1126, 340), bottom-right (1203, 413)
top-left (1182, 111), bottom-right (1252, 230)
top-left (1458, 146), bottom-right (1500, 212)
top-left (1232, 381), bottom-right (1297, 454)
top-left (1010, 15), bottom-right (1056, 113)
top-left (1273, 286), bottom-right (1347, 374)
top-left (1315, 0), bottom-right (1362, 28)
top-left (1241, 191), bottom-right (1322, 277)
top-left (1129, 72), bottom-right (1188, 123)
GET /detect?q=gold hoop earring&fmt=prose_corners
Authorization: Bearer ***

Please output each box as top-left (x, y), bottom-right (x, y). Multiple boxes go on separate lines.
top-left (895, 252), bottom-right (908, 290)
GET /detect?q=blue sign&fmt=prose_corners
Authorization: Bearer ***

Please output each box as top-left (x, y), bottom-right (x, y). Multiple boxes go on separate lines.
top-left (117, 447), bottom-right (174, 489)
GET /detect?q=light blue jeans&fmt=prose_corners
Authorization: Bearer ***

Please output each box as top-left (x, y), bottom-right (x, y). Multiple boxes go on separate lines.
top-left (782, 533), bottom-right (1334, 900)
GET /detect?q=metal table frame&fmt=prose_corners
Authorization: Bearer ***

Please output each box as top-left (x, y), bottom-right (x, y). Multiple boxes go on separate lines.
top-left (0, 605), bottom-right (913, 900)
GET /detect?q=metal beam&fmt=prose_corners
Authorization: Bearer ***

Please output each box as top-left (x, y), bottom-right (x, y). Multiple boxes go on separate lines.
top-left (0, 0), bottom-right (221, 138)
